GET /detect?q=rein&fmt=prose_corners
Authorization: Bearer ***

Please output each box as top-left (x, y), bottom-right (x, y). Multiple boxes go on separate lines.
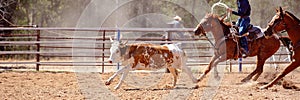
top-left (204, 35), bottom-right (217, 50)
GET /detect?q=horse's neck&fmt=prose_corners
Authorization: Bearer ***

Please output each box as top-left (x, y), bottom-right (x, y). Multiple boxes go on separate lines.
top-left (209, 18), bottom-right (231, 44)
top-left (211, 28), bottom-right (225, 44)
top-left (284, 15), bottom-right (300, 44)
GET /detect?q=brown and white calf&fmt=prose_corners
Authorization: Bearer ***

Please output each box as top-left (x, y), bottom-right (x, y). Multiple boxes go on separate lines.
top-left (106, 39), bottom-right (198, 90)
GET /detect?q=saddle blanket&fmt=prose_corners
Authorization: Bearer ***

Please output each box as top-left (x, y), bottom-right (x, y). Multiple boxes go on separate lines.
top-left (248, 25), bottom-right (264, 39)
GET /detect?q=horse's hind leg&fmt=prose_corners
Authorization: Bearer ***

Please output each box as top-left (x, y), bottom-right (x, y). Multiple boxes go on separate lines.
top-left (181, 63), bottom-right (198, 83)
top-left (198, 55), bottom-right (219, 82)
top-left (180, 56), bottom-right (198, 83)
top-left (241, 58), bottom-right (266, 82)
top-left (252, 59), bottom-right (266, 81)
top-left (260, 61), bottom-right (300, 89)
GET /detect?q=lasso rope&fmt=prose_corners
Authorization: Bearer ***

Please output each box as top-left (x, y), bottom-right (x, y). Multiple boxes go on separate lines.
top-left (211, 0), bottom-right (232, 28)
top-left (210, 0), bottom-right (241, 57)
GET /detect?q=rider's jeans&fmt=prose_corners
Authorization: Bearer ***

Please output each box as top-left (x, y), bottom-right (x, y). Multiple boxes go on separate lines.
top-left (237, 16), bottom-right (250, 52)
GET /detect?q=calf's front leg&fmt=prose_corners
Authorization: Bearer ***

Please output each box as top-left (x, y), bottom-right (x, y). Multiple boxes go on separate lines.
top-left (105, 65), bottom-right (128, 85)
top-left (114, 67), bottom-right (130, 90)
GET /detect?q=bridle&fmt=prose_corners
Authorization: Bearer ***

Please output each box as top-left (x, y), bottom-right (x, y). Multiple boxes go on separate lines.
top-left (194, 23), bottom-right (206, 37)
top-left (269, 13), bottom-right (287, 34)
top-left (195, 23), bottom-right (217, 50)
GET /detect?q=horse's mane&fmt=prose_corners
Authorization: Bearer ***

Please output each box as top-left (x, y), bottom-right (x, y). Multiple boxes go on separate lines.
top-left (205, 13), bottom-right (233, 36)
top-left (285, 11), bottom-right (300, 23)
top-left (206, 13), bottom-right (232, 28)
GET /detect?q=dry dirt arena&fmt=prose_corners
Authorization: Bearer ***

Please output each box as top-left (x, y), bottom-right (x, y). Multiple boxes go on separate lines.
top-left (0, 67), bottom-right (300, 100)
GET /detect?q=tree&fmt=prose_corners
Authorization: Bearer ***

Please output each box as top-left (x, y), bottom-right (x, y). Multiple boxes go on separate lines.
top-left (0, 0), bottom-right (16, 51)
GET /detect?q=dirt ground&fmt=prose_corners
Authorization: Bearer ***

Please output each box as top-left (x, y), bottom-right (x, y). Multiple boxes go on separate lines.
top-left (0, 68), bottom-right (300, 100)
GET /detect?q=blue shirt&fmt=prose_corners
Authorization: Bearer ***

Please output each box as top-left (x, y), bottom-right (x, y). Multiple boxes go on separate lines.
top-left (232, 0), bottom-right (251, 17)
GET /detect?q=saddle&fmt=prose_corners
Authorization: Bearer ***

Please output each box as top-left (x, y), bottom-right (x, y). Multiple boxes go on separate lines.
top-left (226, 25), bottom-right (264, 41)
top-left (225, 25), bottom-right (265, 58)
top-left (247, 25), bottom-right (265, 41)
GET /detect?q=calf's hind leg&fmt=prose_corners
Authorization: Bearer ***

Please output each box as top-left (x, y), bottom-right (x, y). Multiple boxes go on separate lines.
top-left (167, 67), bottom-right (178, 88)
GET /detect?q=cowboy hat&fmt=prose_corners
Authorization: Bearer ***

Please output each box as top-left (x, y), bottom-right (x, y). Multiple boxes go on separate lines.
top-left (173, 16), bottom-right (182, 21)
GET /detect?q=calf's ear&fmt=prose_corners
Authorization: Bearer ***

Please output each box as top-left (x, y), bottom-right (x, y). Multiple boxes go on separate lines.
top-left (122, 40), bottom-right (128, 45)
top-left (110, 36), bottom-right (114, 42)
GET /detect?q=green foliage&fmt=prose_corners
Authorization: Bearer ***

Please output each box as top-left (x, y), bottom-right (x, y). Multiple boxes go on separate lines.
top-left (1, 0), bottom-right (91, 60)
top-left (14, 0), bottom-right (90, 27)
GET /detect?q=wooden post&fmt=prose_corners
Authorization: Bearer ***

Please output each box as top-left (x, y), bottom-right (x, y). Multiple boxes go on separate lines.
top-left (117, 30), bottom-right (120, 70)
top-left (229, 60), bottom-right (232, 72)
top-left (36, 29), bottom-right (40, 71)
top-left (238, 58), bottom-right (242, 72)
top-left (102, 30), bottom-right (105, 73)
top-left (167, 32), bottom-right (171, 43)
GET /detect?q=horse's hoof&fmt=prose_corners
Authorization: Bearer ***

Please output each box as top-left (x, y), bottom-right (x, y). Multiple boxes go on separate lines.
top-left (241, 79), bottom-right (250, 83)
top-left (192, 85), bottom-right (200, 89)
top-left (259, 85), bottom-right (269, 90)
top-left (197, 76), bottom-right (204, 82)
top-left (197, 78), bottom-right (202, 82)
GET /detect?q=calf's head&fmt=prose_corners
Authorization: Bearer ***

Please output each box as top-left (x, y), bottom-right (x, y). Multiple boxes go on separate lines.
top-left (108, 37), bottom-right (127, 63)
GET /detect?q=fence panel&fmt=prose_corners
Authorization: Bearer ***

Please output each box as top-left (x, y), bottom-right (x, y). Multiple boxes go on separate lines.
top-left (0, 27), bottom-right (291, 72)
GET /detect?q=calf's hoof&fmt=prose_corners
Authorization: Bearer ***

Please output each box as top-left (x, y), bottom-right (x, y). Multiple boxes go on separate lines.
top-left (114, 86), bottom-right (121, 90)
top-left (105, 81), bottom-right (111, 85)
top-left (164, 85), bottom-right (175, 89)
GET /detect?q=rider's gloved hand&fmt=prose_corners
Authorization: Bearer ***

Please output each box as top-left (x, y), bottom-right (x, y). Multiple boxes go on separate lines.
top-left (227, 8), bottom-right (232, 13)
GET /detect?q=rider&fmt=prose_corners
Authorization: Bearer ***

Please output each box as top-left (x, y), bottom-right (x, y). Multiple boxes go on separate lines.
top-left (227, 0), bottom-right (251, 57)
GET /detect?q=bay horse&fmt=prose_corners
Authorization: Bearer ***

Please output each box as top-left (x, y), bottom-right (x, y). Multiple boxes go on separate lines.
top-left (193, 13), bottom-right (283, 83)
top-left (261, 7), bottom-right (300, 89)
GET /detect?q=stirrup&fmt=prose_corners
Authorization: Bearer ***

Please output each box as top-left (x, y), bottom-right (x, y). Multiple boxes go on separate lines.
top-left (242, 53), bottom-right (248, 58)
top-left (240, 48), bottom-right (249, 58)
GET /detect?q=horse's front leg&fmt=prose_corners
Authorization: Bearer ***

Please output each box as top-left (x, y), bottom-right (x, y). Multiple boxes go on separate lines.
top-left (260, 61), bottom-right (300, 89)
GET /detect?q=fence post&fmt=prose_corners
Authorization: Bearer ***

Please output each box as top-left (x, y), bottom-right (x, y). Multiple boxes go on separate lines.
top-left (229, 60), bottom-right (232, 72)
top-left (117, 30), bottom-right (120, 70)
top-left (36, 28), bottom-right (40, 71)
top-left (167, 32), bottom-right (171, 43)
top-left (102, 30), bottom-right (106, 73)
top-left (238, 58), bottom-right (242, 72)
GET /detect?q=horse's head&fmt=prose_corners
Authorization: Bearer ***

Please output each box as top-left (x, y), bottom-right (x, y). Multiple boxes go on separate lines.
top-left (193, 13), bottom-right (228, 39)
top-left (264, 7), bottom-right (287, 38)
top-left (193, 14), bottom-right (222, 37)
